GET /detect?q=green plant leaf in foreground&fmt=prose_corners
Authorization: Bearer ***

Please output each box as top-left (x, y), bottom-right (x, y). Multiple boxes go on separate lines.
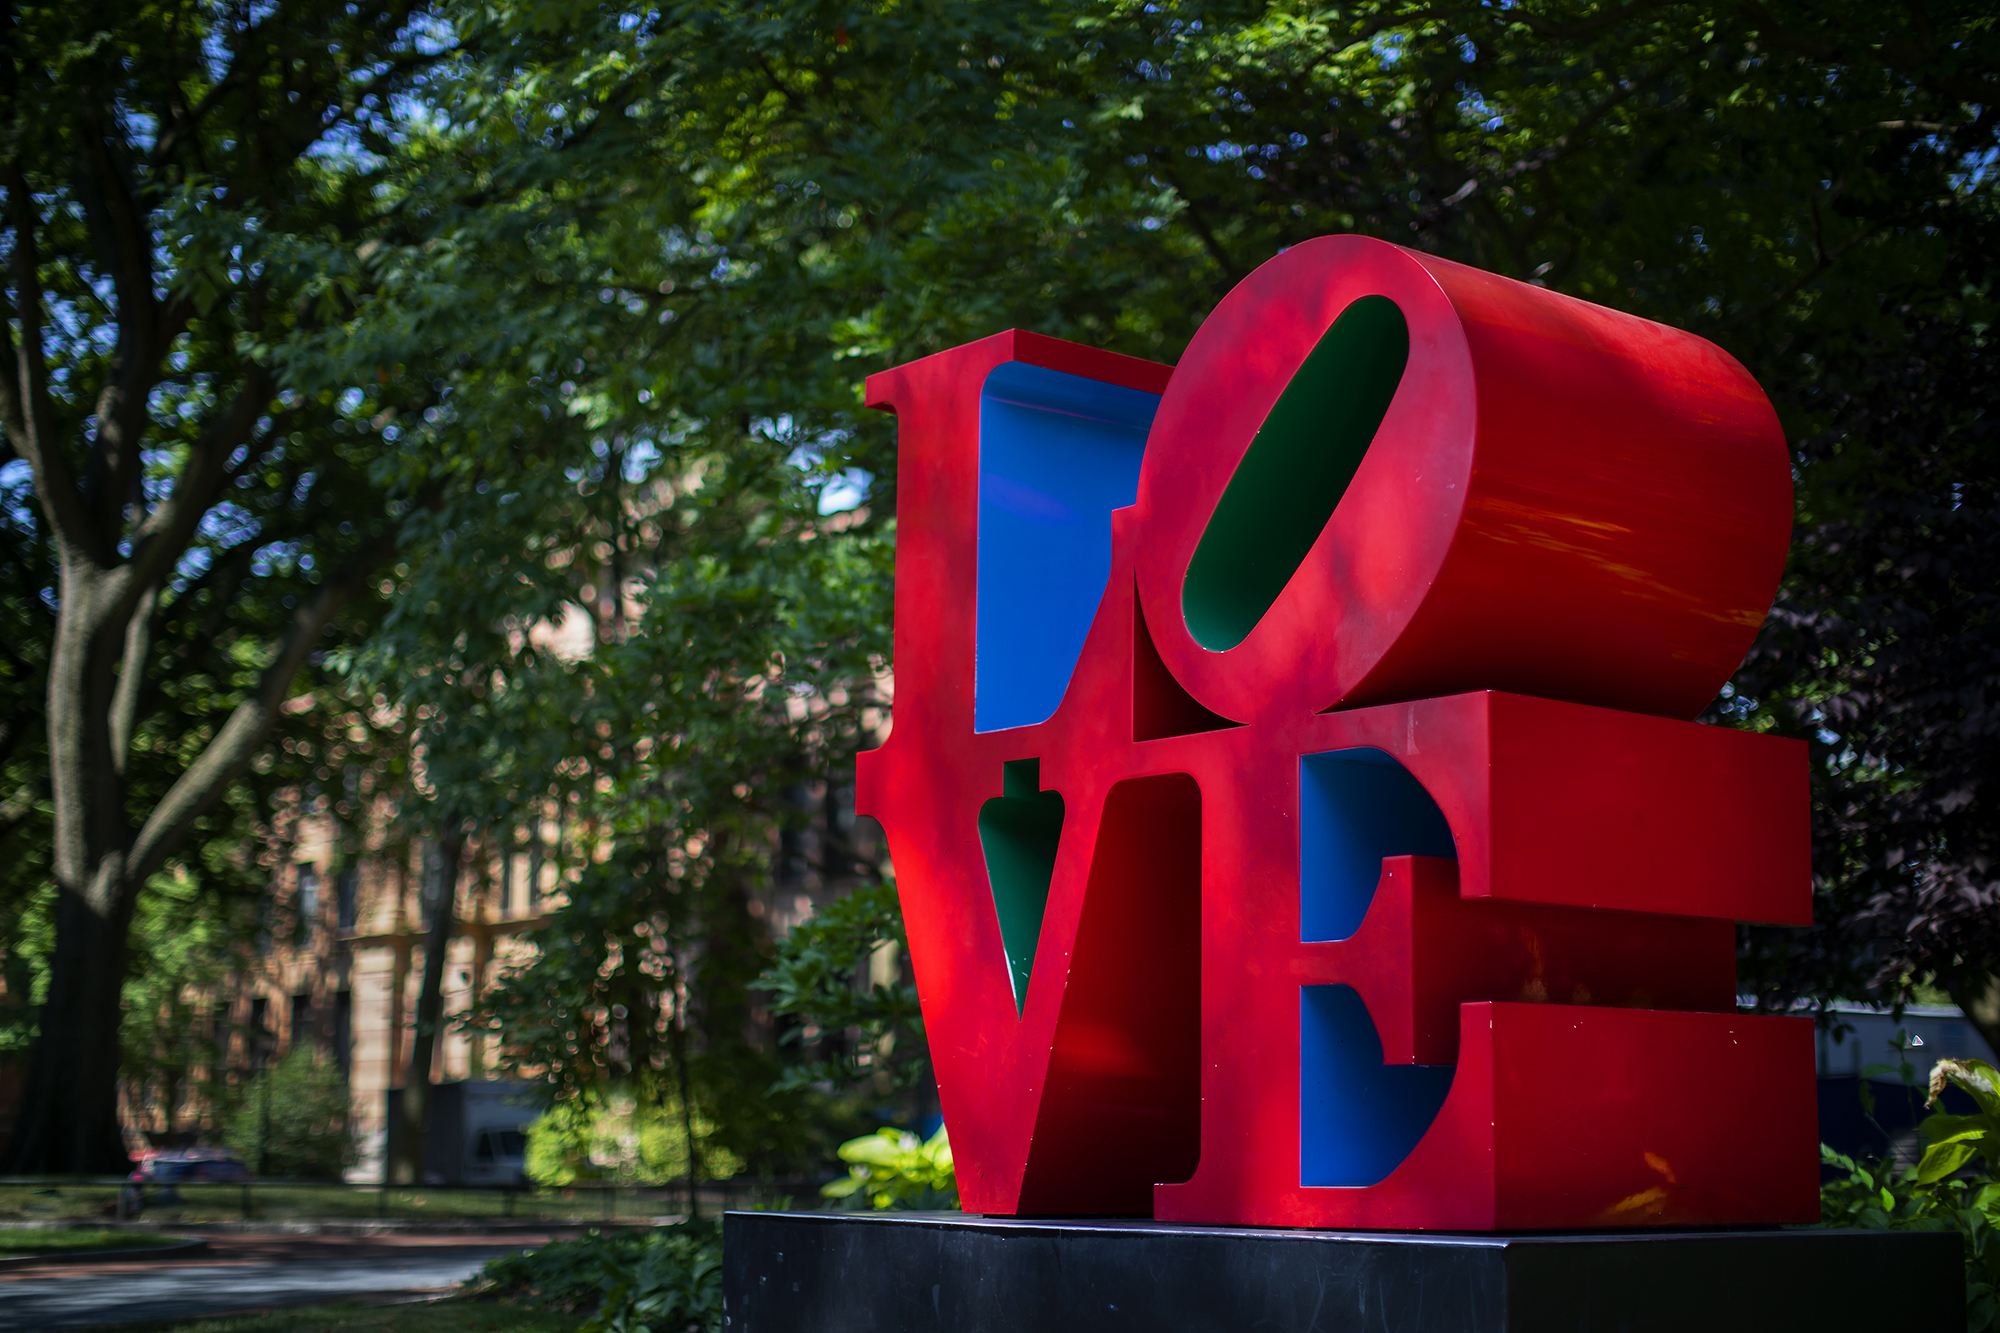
top-left (821, 1124), bottom-right (956, 1212)
top-left (1825, 1059), bottom-right (2000, 1331)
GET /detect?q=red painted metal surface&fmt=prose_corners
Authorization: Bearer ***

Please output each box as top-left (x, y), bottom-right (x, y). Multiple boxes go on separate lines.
top-left (1132, 235), bottom-right (1794, 725)
top-left (854, 239), bottom-right (1818, 1229)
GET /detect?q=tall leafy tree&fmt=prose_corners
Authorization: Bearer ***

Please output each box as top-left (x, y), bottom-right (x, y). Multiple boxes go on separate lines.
top-left (0, 0), bottom-right (458, 1171)
top-left (442, 0), bottom-right (1999, 1094)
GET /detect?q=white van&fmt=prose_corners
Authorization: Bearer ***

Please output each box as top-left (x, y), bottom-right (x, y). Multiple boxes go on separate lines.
top-left (384, 1079), bottom-right (539, 1186)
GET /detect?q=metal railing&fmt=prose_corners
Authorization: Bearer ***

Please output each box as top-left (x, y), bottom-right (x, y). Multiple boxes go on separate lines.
top-left (0, 1176), bottom-right (834, 1225)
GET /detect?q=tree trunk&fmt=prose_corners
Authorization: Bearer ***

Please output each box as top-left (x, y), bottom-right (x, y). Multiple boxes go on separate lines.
top-left (3, 889), bottom-right (136, 1172)
top-left (2, 560), bottom-right (142, 1175)
top-left (388, 829), bottom-right (460, 1185)
top-left (671, 979), bottom-right (700, 1221)
top-left (2, 540), bottom-right (368, 1174)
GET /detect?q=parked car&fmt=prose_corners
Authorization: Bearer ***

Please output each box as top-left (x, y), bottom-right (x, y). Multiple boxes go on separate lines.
top-left (125, 1148), bottom-right (252, 1211)
top-left (138, 1148), bottom-right (253, 1183)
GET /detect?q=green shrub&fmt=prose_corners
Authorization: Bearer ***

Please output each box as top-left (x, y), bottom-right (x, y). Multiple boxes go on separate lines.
top-left (1822, 1058), bottom-right (2000, 1332)
top-left (523, 1096), bottom-right (744, 1188)
top-left (820, 1125), bottom-right (956, 1211)
top-left (477, 1222), bottom-right (722, 1333)
top-left (223, 1047), bottom-right (355, 1180)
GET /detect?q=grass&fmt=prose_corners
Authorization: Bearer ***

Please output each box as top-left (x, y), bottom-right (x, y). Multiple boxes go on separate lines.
top-left (106, 1299), bottom-right (577, 1332)
top-left (0, 1228), bottom-right (182, 1252)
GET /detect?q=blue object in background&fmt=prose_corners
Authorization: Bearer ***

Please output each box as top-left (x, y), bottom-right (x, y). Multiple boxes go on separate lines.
top-left (975, 362), bottom-right (1160, 733)
top-left (1299, 748), bottom-right (1458, 942)
top-left (1300, 984), bottom-right (1455, 1186)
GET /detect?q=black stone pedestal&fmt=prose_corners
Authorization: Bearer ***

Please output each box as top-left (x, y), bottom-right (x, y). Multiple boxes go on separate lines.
top-left (723, 1210), bottom-right (1963, 1332)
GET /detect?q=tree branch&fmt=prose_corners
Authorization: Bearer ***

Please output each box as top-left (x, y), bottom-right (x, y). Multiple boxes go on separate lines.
top-left (1, 167), bottom-right (95, 561)
top-left (125, 532), bottom-right (393, 885)
top-left (108, 583), bottom-right (156, 779)
top-left (1715, 222), bottom-right (1891, 333)
top-left (77, 111), bottom-right (165, 532)
top-left (1156, 170), bottom-right (1243, 285)
top-left (1503, 2), bottom-right (1679, 42)
top-left (123, 369), bottom-right (273, 602)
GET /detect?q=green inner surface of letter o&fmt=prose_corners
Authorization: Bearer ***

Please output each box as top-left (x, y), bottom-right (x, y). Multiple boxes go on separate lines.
top-left (1181, 295), bottom-right (1411, 652)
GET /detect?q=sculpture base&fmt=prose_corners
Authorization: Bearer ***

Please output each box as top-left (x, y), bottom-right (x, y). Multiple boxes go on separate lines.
top-left (722, 1210), bottom-right (1963, 1333)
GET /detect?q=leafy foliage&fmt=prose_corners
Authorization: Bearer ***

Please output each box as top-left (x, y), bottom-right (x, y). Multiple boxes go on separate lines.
top-left (1917, 1062), bottom-right (2000, 1186)
top-left (223, 1047), bottom-right (357, 1181)
top-left (430, 0), bottom-right (1997, 1182)
top-left (820, 1125), bottom-right (957, 1212)
top-left (522, 1096), bottom-right (744, 1188)
top-left (1823, 1060), bottom-right (2000, 1330)
top-left (0, 0), bottom-right (517, 1169)
top-left (762, 879), bottom-right (927, 1099)
top-left (119, 868), bottom-right (263, 1136)
top-left (477, 1222), bottom-right (723, 1333)
top-left (1730, 299), bottom-right (2000, 1027)
top-left (4, 0), bottom-right (1994, 1191)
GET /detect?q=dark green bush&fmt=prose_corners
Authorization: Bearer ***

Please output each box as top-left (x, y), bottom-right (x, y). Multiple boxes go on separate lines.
top-left (222, 1048), bottom-right (355, 1180)
top-left (477, 1221), bottom-right (723, 1333)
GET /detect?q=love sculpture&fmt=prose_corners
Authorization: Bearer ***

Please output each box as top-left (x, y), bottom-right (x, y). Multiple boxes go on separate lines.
top-left (854, 235), bottom-right (1821, 1231)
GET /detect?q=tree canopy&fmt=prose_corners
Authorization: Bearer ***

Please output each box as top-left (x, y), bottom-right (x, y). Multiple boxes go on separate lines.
top-left (2, 0), bottom-right (1994, 1171)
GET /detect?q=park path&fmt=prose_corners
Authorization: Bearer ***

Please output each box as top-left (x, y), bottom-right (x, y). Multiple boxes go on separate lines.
top-left (0, 1231), bottom-right (553, 1329)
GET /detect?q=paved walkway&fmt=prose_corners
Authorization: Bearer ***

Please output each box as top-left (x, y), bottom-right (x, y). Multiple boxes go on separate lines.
top-left (0, 1232), bottom-right (552, 1330)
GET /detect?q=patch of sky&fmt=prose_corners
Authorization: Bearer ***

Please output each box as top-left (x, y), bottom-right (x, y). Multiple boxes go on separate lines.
top-left (141, 450), bottom-right (180, 505)
top-left (125, 109), bottom-right (159, 156)
top-left (338, 387), bottom-right (366, 415)
top-left (784, 430), bottom-right (872, 515)
top-left (202, 11), bottom-right (237, 83)
top-left (1, 459), bottom-right (37, 534)
top-left (250, 540), bottom-right (301, 578)
top-left (1372, 32), bottom-right (1407, 67)
top-left (199, 501), bottom-right (262, 551)
top-left (309, 86), bottom-right (406, 168)
top-left (1953, 143), bottom-right (1997, 193)
top-left (171, 544), bottom-right (212, 593)
top-left (1457, 88), bottom-right (1505, 132)
top-left (1205, 141), bottom-right (1244, 161)
top-left (622, 439), bottom-right (662, 484)
top-left (408, 12), bottom-right (457, 55)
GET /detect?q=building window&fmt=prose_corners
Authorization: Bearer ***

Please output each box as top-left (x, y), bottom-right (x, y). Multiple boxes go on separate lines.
top-left (334, 990), bottom-right (353, 1079)
top-left (337, 864), bottom-right (359, 930)
top-left (249, 996), bottom-right (270, 1068)
top-left (296, 863), bottom-right (320, 944)
top-left (290, 993), bottom-right (313, 1054)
